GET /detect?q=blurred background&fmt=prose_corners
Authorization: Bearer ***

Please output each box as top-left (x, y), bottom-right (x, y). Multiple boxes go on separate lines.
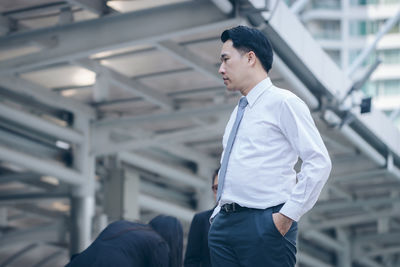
top-left (0, 0), bottom-right (399, 266)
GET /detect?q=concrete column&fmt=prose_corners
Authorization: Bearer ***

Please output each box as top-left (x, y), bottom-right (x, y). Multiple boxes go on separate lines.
top-left (69, 115), bottom-right (95, 255)
top-left (195, 165), bottom-right (214, 211)
top-left (123, 169), bottom-right (140, 221)
top-left (93, 213), bottom-right (108, 237)
top-left (103, 159), bottom-right (140, 222)
top-left (0, 207), bottom-right (7, 227)
top-left (70, 192), bottom-right (94, 255)
top-left (103, 156), bottom-right (124, 221)
top-left (336, 228), bottom-right (351, 267)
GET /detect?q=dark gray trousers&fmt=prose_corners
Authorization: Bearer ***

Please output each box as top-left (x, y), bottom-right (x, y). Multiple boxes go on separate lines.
top-left (208, 204), bottom-right (297, 267)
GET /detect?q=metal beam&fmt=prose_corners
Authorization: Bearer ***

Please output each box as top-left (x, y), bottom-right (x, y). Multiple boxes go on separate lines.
top-left (58, 6), bottom-right (74, 25)
top-left (301, 230), bottom-right (344, 252)
top-left (65, 0), bottom-right (107, 15)
top-left (0, 173), bottom-right (41, 183)
top-left (302, 208), bottom-right (400, 230)
top-left (0, 1), bottom-right (230, 75)
top-left (157, 40), bottom-right (221, 84)
top-left (140, 180), bottom-right (191, 206)
top-left (0, 144), bottom-right (84, 185)
top-left (297, 251), bottom-right (334, 267)
top-left (0, 192), bottom-right (68, 203)
top-left (93, 102), bottom-right (235, 130)
top-left (334, 168), bottom-right (389, 183)
top-left (0, 76), bottom-right (95, 117)
top-left (355, 258), bottom-right (385, 267)
top-left (290, 0), bottom-right (310, 14)
top-left (156, 142), bottom-right (217, 169)
top-left (75, 58), bottom-right (173, 109)
top-left (354, 232), bottom-right (400, 246)
top-left (0, 221), bottom-right (63, 246)
top-left (0, 103), bottom-right (83, 144)
top-left (13, 203), bottom-right (67, 220)
top-left (313, 196), bottom-right (400, 213)
top-left (364, 246), bottom-right (400, 258)
top-left (0, 243), bottom-right (39, 267)
top-left (139, 194), bottom-right (195, 223)
top-left (32, 249), bottom-right (66, 267)
top-left (323, 110), bottom-right (387, 167)
top-left (119, 152), bottom-right (207, 188)
top-left (93, 120), bottom-right (226, 156)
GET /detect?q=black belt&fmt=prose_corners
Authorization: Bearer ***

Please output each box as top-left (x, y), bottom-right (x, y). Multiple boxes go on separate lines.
top-left (220, 203), bottom-right (284, 213)
top-left (221, 203), bottom-right (251, 213)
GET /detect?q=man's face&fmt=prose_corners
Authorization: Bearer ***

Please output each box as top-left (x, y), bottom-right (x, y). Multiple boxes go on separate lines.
top-left (212, 174), bottom-right (218, 202)
top-left (219, 40), bottom-right (248, 92)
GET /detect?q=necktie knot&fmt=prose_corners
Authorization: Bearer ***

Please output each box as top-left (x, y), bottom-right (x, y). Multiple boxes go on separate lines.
top-left (239, 97), bottom-right (248, 108)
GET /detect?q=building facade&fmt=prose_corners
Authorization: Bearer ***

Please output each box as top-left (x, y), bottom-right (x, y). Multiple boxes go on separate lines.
top-left (287, 0), bottom-right (400, 128)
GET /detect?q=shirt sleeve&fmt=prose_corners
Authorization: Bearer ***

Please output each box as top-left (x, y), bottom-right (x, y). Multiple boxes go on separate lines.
top-left (183, 213), bottom-right (203, 267)
top-left (278, 96), bottom-right (332, 221)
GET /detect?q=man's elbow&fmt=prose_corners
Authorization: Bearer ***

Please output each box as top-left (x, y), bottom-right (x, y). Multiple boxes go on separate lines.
top-left (323, 154), bottom-right (332, 180)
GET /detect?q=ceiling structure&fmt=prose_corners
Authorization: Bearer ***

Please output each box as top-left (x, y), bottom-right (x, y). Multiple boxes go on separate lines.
top-left (0, 0), bottom-right (400, 266)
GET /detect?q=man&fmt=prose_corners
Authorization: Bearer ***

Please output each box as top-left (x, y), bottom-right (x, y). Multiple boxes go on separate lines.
top-left (208, 26), bottom-right (332, 267)
top-left (184, 169), bottom-right (218, 267)
top-left (65, 215), bottom-right (183, 267)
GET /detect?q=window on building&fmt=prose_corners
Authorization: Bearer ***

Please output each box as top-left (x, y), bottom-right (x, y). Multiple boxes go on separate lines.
top-left (378, 49), bottom-right (400, 64)
top-left (312, 0), bottom-right (341, 9)
top-left (364, 81), bottom-right (378, 96)
top-left (382, 80), bottom-right (400, 96)
top-left (334, 0), bottom-right (397, 6)
top-left (365, 80), bottom-right (400, 96)
top-left (312, 20), bottom-right (341, 39)
top-left (350, 20), bottom-right (400, 36)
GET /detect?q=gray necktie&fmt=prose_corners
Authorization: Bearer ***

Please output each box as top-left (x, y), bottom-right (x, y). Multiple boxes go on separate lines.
top-left (217, 97), bottom-right (248, 201)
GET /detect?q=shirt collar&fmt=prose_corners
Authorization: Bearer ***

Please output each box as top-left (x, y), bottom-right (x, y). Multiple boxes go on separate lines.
top-left (245, 77), bottom-right (272, 108)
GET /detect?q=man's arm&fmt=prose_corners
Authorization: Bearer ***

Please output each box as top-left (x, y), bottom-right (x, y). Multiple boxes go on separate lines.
top-left (278, 96), bottom-right (332, 223)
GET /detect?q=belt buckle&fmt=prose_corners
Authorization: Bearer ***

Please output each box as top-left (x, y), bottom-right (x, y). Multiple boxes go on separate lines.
top-left (223, 203), bottom-right (236, 213)
top-left (232, 203), bottom-right (236, 212)
top-left (222, 204), bottom-right (228, 212)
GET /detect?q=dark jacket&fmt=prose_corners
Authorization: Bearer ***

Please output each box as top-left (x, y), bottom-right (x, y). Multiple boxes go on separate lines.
top-left (65, 220), bottom-right (169, 267)
top-left (184, 209), bottom-right (213, 267)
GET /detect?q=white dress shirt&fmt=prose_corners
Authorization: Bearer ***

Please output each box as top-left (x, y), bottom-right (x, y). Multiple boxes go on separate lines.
top-left (213, 77), bottom-right (331, 222)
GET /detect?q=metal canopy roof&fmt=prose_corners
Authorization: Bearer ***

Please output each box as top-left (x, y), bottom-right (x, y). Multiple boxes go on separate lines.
top-left (0, 0), bottom-right (400, 266)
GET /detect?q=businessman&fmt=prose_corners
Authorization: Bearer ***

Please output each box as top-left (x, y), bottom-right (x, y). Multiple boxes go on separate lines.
top-left (208, 26), bottom-right (332, 267)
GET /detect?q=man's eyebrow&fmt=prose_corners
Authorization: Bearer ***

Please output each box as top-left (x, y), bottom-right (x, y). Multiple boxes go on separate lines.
top-left (220, 54), bottom-right (228, 60)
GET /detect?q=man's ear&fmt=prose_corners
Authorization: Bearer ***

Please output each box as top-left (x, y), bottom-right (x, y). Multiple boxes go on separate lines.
top-left (247, 51), bottom-right (256, 66)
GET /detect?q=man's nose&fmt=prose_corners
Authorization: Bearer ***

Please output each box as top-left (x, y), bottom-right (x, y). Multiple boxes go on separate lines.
top-left (218, 63), bottom-right (225, 75)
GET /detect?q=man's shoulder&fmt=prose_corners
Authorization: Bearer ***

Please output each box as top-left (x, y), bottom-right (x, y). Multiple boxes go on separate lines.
top-left (258, 85), bottom-right (300, 107)
top-left (270, 85), bottom-right (298, 99)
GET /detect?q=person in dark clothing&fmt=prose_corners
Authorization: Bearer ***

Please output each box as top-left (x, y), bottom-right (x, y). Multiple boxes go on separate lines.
top-left (65, 215), bottom-right (183, 267)
top-left (149, 215), bottom-right (183, 267)
top-left (184, 169), bottom-right (218, 267)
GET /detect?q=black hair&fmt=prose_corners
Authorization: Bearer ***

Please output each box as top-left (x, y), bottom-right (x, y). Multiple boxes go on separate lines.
top-left (221, 25), bottom-right (273, 73)
top-left (149, 215), bottom-right (183, 267)
top-left (212, 167), bottom-right (219, 184)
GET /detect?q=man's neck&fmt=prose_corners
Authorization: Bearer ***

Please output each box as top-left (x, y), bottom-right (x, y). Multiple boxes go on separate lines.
top-left (240, 73), bottom-right (268, 96)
